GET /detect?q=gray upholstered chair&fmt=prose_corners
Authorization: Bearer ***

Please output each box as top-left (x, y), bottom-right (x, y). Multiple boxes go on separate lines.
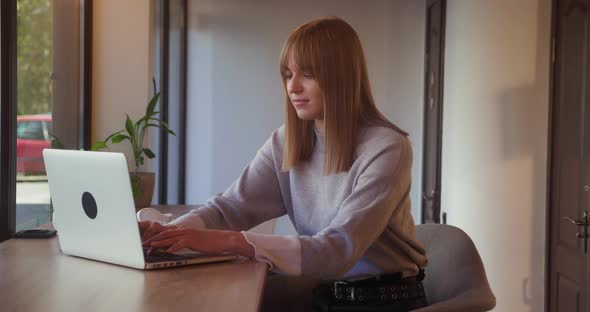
top-left (413, 224), bottom-right (496, 312)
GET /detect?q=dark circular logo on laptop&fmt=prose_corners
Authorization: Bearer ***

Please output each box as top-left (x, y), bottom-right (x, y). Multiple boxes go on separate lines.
top-left (81, 192), bottom-right (98, 219)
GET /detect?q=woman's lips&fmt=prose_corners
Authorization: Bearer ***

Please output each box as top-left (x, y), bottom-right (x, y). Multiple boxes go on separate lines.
top-left (292, 99), bottom-right (309, 107)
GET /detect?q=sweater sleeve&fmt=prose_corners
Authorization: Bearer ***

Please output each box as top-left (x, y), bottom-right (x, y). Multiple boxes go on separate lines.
top-left (177, 130), bottom-right (287, 231)
top-left (170, 214), bottom-right (304, 275)
top-left (242, 231), bottom-right (302, 275)
top-left (297, 136), bottom-right (412, 279)
top-left (167, 212), bottom-right (207, 229)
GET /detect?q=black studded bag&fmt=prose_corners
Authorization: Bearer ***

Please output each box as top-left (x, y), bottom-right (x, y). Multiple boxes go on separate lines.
top-left (312, 269), bottom-right (427, 312)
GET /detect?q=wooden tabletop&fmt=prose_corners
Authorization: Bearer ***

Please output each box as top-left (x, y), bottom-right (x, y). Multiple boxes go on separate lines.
top-left (0, 209), bottom-right (268, 312)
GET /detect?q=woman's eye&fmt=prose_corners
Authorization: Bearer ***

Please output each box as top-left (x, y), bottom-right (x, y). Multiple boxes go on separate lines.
top-left (284, 73), bottom-right (293, 79)
top-left (303, 73), bottom-right (313, 78)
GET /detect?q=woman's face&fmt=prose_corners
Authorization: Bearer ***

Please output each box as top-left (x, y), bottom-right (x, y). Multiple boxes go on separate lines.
top-left (284, 62), bottom-right (324, 122)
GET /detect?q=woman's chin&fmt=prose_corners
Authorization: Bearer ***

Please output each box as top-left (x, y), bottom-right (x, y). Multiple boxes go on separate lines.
top-left (295, 111), bottom-right (317, 121)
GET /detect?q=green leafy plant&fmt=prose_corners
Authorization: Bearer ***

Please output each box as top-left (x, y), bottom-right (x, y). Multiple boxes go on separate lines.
top-left (50, 134), bottom-right (65, 149)
top-left (91, 80), bottom-right (176, 198)
top-left (91, 81), bottom-right (176, 171)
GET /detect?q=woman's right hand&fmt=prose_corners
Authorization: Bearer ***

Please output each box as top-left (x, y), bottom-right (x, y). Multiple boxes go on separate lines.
top-left (138, 221), bottom-right (179, 243)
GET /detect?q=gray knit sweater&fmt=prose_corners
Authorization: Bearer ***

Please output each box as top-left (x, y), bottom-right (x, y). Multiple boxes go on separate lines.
top-left (183, 125), bottom-right (427, 279)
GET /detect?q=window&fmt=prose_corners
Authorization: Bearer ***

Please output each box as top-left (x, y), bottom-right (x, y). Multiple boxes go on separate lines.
top-left (15, 0), bottom-right (54, 231)
top-left (0, 0), bottom-right (92, 241)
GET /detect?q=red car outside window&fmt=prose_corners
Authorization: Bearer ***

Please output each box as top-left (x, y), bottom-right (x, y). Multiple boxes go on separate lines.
top-left (16, 114), bottom-right (52, 175)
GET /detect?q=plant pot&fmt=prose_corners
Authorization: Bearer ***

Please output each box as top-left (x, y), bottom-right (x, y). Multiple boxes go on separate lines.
top-left (130, 172), bottom-right (155, 210)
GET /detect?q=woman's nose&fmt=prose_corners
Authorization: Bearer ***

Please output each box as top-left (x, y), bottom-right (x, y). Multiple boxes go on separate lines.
top-left (288, 77), bottom-right (303, 94)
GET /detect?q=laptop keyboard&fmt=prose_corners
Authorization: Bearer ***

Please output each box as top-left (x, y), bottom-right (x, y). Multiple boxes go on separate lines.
top-left (142, 247), bottom-right (195, 263)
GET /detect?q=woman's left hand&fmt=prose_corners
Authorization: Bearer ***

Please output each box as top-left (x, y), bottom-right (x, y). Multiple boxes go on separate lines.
top-left (142, 227), bottom-right (255, 257)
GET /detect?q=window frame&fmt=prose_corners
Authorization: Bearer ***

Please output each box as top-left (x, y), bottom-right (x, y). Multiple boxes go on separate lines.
top-left (152, 0), bottom-right (188, 205)
top-left (0, 0), bottom-right (18, 243)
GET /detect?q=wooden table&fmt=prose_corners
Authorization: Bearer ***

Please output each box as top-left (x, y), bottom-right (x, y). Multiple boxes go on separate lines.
top-left (0, 205), bottom-right (268, 312)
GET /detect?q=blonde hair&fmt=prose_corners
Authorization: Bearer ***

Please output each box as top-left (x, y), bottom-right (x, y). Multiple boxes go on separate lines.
top-left (280, 17), bottom-right (407, 175)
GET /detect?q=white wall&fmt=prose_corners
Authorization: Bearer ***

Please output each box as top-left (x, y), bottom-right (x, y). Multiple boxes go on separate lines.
top-left (92, 0), bottom-right (153, 171)
top-left (442, 1), bottom-right (551, 311)
top-left (185, 0), bottom-right (426, 234)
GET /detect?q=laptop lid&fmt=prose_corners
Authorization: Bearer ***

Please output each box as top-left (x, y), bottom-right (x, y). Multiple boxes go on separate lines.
top-left (43, 149), bottom-right (146, 269)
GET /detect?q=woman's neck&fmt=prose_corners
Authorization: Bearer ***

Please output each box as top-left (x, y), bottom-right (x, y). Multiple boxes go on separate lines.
top-left (314, 119), bottom-right (325, 135)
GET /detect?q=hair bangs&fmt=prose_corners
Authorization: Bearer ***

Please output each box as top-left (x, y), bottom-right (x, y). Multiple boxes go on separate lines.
top-left (279, 28), bottom-right (321, 80)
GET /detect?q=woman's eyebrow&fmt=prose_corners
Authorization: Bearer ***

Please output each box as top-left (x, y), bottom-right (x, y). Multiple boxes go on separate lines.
top-left (285, 65), bottom-right (311, 73)
top-left (298, 64), bottom-right (312, 72)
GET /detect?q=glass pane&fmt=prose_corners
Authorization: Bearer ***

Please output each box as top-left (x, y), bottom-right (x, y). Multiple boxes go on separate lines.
top-left (15, 0), bottom-right (53, 231)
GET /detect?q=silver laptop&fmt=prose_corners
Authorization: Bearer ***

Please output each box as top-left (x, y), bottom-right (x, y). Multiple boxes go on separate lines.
top-left (42, 149), bottom-right (237, 270)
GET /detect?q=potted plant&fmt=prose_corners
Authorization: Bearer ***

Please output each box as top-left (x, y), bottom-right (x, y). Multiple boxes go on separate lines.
top-left (92, 82), bottom-right (176, 209)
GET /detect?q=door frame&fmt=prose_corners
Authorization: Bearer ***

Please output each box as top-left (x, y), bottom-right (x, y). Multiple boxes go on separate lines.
top-left (421, 0), bottom-right (446, 224)
top-left (544, 0), bottom-right (555, 309)
top-left (544, 0), bottom-right (584, 310)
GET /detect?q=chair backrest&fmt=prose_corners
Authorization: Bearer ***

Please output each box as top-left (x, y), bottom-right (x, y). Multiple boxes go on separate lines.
top-left (414, 224), bottom-right (496, 310)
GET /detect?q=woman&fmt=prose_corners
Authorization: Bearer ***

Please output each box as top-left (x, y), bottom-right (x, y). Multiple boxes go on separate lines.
top-left (140, 17), bottom-right (428, 311)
